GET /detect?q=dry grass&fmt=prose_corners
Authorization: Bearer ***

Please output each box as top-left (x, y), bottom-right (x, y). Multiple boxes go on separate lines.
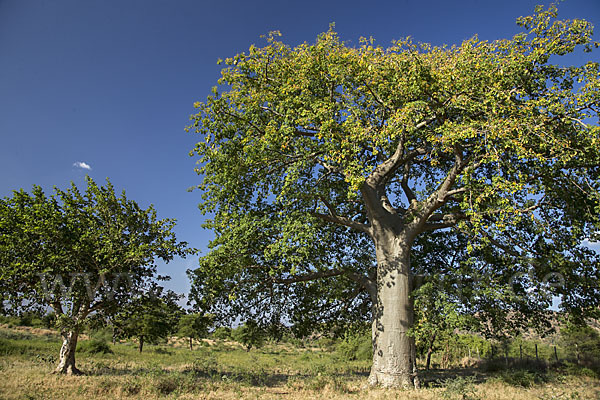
top-left (0, 325), bottom-right (598, 400)
top-left (1, 357), bottom-right (598, 400)
top-left (1, 362), bottom-right (598, 400)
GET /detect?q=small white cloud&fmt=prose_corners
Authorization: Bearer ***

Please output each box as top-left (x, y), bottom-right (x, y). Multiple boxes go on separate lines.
top-left (73, 161), bottom-right (92, 170)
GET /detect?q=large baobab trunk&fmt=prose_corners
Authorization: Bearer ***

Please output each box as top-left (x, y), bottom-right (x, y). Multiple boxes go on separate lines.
top-left (55, 330), bottom-right (81, 375)
top-left (368, 232), bottom-right (418, 388)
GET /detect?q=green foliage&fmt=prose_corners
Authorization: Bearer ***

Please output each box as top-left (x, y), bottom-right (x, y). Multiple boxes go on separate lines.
top-left (77, 339), bottom-right (113, 354)
top-left (41, 312), bottom-right (57, 329)
top-left (560, 321), bottom-right (600, 365)
top-left (336, 332), bottom-right (371, 361)
top-left (212, 326), bottom-right (232, 340)
top-left (231, 320), bottom-right (265, 351)
top-left (441, 376), bottom-right (478, 400)
top-left (178, 313), bottom-right (213, 343)
top-left (497, 369), bottom-right (548, 387)
top-left (0, 177), bottom-right (193, 368)
top-left (316, 337), bottom-right (337, 351)
top-left (112, 285), bottom-right (183, 351)
top-left (187, 4), bottom-right (600, 349)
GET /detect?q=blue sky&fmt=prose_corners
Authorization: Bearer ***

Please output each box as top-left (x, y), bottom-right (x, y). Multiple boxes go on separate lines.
top-left (1, 0), bottom-right (599, 303)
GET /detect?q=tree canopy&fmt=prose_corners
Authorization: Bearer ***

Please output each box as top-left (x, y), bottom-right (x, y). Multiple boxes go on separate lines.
top-left (177, 312), bottom-right (213, 350)
top-left (188, 4), bottom-right (600, 387)
top-left (0, 177), bottom-right (193, 373)
top-left (113, 285), bottom-right (183, 352)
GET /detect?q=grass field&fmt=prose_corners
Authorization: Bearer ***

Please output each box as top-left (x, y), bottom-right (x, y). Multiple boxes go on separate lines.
top-left (0, 325), bottom-right (599, 399)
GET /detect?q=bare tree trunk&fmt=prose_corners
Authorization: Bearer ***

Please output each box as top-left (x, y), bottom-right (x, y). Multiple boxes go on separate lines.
top-left (139, 336), bottom-right (144, 353)
top-left (55, 330), bottom-right (81, 375)
top-left (368, 234), bottom-right (417, 388)
top-left (189, 337), bottom-right (193, 351)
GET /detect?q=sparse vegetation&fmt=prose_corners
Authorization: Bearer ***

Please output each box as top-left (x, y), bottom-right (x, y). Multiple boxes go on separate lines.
top-left (0, 323), bottom-right (598, 399)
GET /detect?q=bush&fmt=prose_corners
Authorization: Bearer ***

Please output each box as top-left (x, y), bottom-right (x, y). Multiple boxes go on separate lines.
top-left (77, 339), bottom-right (113, 354)
top-left (336, 332), bottom-right (371, 361)
top-left (441, 376), bottom-right (478, 400)
top-left (155, 376), bottom-right (178, 395)
top-left (563, 362), bottom-right (599, 378)
top-left (498, 369), bottom-right (548, 387)
top-left (41, 313), bottom-right (56, 329)
top-left (560, 323), bottom-right (600, 365)
top-left (316, 337), bottom-right (337, 351)
top-left (121, 381), bottom-right (141, 395)
top-left (231, 321), bottom-right (264, 351)
top-left (89, 327), bottom-right (113, 343)
top-left (212, 326), bottom-right (232, 340)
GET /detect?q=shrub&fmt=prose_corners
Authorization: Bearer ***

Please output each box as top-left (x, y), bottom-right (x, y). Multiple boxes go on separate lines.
top-left (306, 374), bottom-right (330, 391)
top-left (231, 321), bottom-right (264, 351)
top-left (563, 362), bottom-right (599, 378)
top-left (336, 332), bottom-right (371, 361)
top-left (41, 313), bottom-right (56, 329)
top-left (212, 326), bottom-right (232, 340)
top-left (441, 376), bottom-right (478, 400)
top-left (560, 323), bottom-right (600, 365)
top-left (77, 339), bottom-right (113, 354)
top-left (155, 376), bottom-right (178, 395)
top-left (498, 369), bottom-right (548, 387)
top-left (121, 381), bottom-right (141, 395)
top-left (316, 337), bottom-right (337, 351)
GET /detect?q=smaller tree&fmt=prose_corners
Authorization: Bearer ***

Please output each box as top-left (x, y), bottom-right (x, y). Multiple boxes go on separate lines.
top-left (177, 313), bottom-right (213, 350)
top-left (560, 320), bottom-right (600, 366)
top-left (0, 177), bottom-right (193, 374)
top-left (212, 326), bottom-right (232, 341)
top-left (231, 320), bottom-right (265, 351)
top-left (113, 286), bottom-right (182, 352)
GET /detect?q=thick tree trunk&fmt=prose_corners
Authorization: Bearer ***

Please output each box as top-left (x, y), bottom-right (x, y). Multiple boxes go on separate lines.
top-left (55, 330), bottom-right (81, 375)
top-left (368, 234), bottom-right (418, 388)
top-left (139, 336), bottom-right (144, 353)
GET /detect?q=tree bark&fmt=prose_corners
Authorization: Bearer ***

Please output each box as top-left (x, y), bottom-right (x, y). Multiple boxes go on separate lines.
top-left (139, 336), bottom-right (144, 353)
top-left (368, 232), bottom-right (418, 388)
top-left (426, 332), bottom-right (436, 370)
top-left (55, 329), bottom-right (81, 375)
top-left (189, 337), bottom-right (193, 351)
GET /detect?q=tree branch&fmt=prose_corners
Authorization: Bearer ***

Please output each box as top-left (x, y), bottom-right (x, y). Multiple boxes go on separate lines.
top-left (271, 269), bottom-right (346, 284)
top-left (422, 212), bottom-right (467, 231)
top-left (313, 196), bottom-right (372, 235)
top-left (218, 109), bottom-right (265, 136)
top-left (418, 144), bottom-right (468, 219)
top-left (270, 268), bottom-right (376, 301)
top-left (366, 117), bottom-right (435, 187)
top-left (347, 271), bottom-right (377, 300)
top-left (312, 211), bottom-right (372, 235)
top-left (401, 161), bottom-right (417, 205)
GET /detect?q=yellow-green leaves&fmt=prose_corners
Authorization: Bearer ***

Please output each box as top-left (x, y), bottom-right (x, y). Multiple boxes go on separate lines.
top-left (189, 3), bottom-right (600, 280)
